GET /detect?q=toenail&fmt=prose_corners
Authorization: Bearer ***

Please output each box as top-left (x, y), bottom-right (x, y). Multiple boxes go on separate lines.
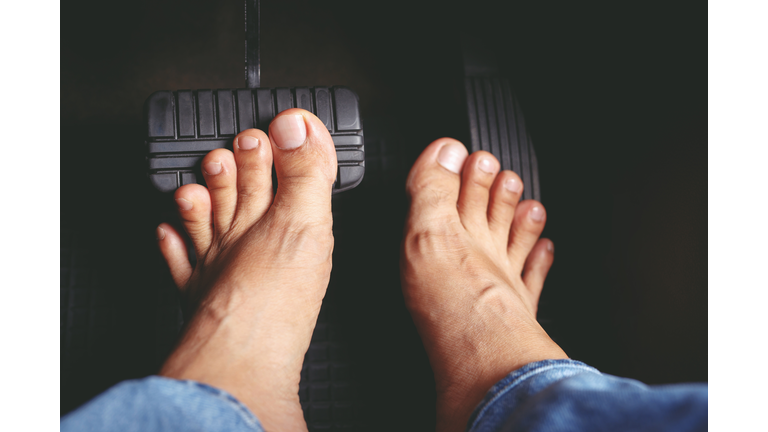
top-left (504, 177), bottom-right (522, 193)
top-left (237, 135), bottom-right (259, 150)
top-left (478, 158), bottom-right (495, 174)
top-left (547, 241), bottom-right (555, 253)
top-left (437, 143), bottom-right (467, 174)
top-left (271, 114), bottom-right (307, 150)
top-left (156, 226), bottom-right (166, 241)
top-left (176, 198), bottom-right (193, 211)
top-left (203, 161), bottom-right (222, 175)
top-left (530, 206), bottom-right (545, 222)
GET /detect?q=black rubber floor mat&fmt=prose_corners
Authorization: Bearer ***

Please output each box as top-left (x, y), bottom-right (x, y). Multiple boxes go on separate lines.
top-left (299, 301), bottom-right (362, 429)
top-left (61, 229), bottom-right (116, 368)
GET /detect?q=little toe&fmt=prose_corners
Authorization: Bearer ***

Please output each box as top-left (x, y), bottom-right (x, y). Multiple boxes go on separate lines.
top-left (157, 223), bottom-right (193, 288)
top-left (522, 238), bottom-right (555, 310)
top-left (201, 148), bottom-right (238, 234)
top-left (268, 109), bottom-right (337, 222)
top-left (174, 183), bottom-right (213, 258)
top-left (508, 200), bottom-right (547, 271)
top-left (457, 151), bottom-right (500, 230)
top-left (487, 171), bottom-right (524, 238)
top-left (232, 128), bottom-right (274, 228)
top-left (405, 138), bottom-right (469, 225)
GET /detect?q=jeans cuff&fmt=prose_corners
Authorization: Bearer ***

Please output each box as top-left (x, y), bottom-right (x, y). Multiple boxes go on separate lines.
top-left (176, 378), bottom-right (264, 431)
top-left (466, 359), bottom-right (600, 432)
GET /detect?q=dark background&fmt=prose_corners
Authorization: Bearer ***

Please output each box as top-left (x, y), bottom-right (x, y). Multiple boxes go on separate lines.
top-left (61, 0), bottom-right (706, 423)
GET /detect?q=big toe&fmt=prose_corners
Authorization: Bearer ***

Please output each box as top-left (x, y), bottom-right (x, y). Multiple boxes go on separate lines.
top-left (268, 109), bottom-right (337, 222)
top-left (405, 138), bottom-right (469, 225)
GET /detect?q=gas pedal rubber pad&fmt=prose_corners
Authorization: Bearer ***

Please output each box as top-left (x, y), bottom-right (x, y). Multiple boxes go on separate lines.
top-left (145, 86), bottom-right (364, 194)
top-left (463, 77), bottom-right (541, 202)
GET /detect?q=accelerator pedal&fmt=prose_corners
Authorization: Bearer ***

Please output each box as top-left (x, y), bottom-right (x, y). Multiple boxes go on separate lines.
top-left (461, 34), bottom-right (541, 202)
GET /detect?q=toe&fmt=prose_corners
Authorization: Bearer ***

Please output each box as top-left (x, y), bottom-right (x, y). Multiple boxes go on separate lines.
top-left (487, 171), bottom-right (524, 238)
top-left (268, 109), bottom-right (337, 221)
top-left (232, 128), bottom-right (274, 228)
top-left (157, 223), bottom-right (193, 288)
top-left (508, 200), bottom-right (547, 271)
top-left (522, 238), bottom-right (555, 311)
top-left (201, 148), bottom-right (238, 234)
top-left (175, 184), bottom-right (213, 258)
top-left (457, 151), bottom-right (499, 230)
top-left (405, 138), bottom-right (469, 224)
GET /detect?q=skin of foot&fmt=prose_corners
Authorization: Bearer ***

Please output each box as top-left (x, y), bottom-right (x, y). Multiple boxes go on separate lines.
top-left (156, 109), bottom-right (337, 432)
top-left (400, 138), bottom-right (568, 432)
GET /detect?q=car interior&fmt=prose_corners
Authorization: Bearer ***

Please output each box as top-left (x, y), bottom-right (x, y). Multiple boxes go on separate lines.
top-left (61, 1), bottom-right (706, 430)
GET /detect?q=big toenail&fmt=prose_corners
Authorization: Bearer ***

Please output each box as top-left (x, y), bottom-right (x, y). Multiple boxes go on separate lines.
top-left (203, 161), bottom-right (222, 175)
top-left (437, 143), bottom-right (467, 174)
top-left (478, 158), bottom-right (495, 174)
top-left (176, 198), bottom-right (193, 211)
top-left (272, 114), bottom-right (307, 150)
top-left (530, 206), bottom-right (545, 222)
top-left (156, 226), bottom-right (166, 241)
top-left (237, 135), bottom-right (259, 150)
top-left (504, 177), bottom-right (522, 193)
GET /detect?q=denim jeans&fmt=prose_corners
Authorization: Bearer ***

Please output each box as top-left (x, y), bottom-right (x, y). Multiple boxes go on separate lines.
top-left (60, 359), bottom-right (707, 432)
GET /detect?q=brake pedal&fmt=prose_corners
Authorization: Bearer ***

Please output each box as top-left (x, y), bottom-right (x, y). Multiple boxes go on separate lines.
top-left (144, 1), bottom-right (364, 195)
top-left (145, 86), bottom-right (364, 193)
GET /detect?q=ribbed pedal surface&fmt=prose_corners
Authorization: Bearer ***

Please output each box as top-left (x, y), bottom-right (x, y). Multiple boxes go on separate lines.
top-left (464, 77), bottom-right (541, 202)
top-left (145, 86), bottom-right (364, 194)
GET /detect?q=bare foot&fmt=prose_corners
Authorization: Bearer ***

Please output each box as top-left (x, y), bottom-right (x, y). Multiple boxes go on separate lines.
top-left (401, 138), bottom-right (568, 432)
top-left (156, 109), bottom-right (337, 432)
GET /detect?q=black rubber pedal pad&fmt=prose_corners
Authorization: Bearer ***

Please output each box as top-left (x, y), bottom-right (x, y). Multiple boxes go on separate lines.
top-left (145, 86), bottom-right (364, 194)
top-left (463, 77), bottom-right (541, 202)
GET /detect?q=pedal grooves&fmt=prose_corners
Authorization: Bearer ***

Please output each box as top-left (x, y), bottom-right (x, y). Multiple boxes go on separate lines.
top-left (145, 86), bottom-right (365, 194)
top-left (464, 77), bottom-right (541, 202)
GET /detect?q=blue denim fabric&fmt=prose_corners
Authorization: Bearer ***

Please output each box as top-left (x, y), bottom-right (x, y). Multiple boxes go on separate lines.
top-left (60, 376), bottom-right (263, 432)
top-left (61, 360), bottom-right (707, 432)
top-left (468, 359), bottom-right (708, 432)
